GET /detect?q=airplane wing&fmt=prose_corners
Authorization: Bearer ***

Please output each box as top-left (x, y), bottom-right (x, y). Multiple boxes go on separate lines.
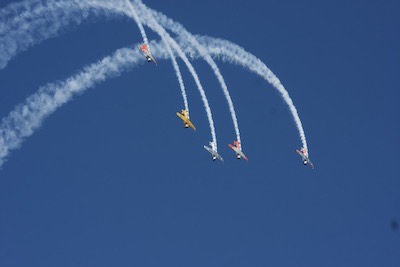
top-left (186, 120), bottom-right (196, 131)
top-left (229, 144), bottom-right (248, 161)
top-left (203, 145), bottom-right (223, 162)
top-left (238, 150), bottom-right (248, 161)
top-left (176, 112), bottom-right (189, 125)
top-left (149, 56), bottom-right (158, 66)
top-left (176, 112), bottom-right (185, 121)
top-left (296, 149), bottom-right (314, 169)
top-left (309, 162), bottom-right (315, 169)
top-left (203, 145), bottom-right (213, 154)
top-left (176, 112), bottom-right (196, 130)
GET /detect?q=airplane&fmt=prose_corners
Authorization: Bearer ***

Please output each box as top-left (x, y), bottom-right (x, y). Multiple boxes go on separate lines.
top-left (228, 140), bottom-right (248, 161)
top-left (139, 44), bottom-right (157, 65)
top-left (176, 109), bottom-right (196, 131)
top-left (296, 147), bottom-right (314, 169)
top-left (204, 141), bottom-right (224, 162)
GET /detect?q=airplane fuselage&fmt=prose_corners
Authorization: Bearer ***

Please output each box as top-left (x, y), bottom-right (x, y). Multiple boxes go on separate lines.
top-left (229, 144), bottom-right (248, 161)
top-left (176, 111), bottom-right (196, 130)
top-left (204, 144), bottom-right (223, 162)
top-left (296, 149), bottom-right (314, 169)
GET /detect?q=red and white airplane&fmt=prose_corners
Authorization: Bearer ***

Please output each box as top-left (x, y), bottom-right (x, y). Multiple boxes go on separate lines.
top-left (228, 140), bottom-right (248, 161)
top-left (296, 147), bottom-right (314, 169)
top-left (139, 44), bottom-right (157, 65)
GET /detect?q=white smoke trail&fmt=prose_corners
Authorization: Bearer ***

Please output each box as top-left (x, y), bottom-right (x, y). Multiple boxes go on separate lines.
top-left (0, 46), bottom-right (142, 166)
top-left (0, 0), bottom-right (216, 165)
top-left (169, 50), bottom-right (190, 114)
top-left (0, 0), bottom-right (140, 37)
top-left (0, 0), bottom-right (190, 122)
top-left (0, 0), bottom-right (43, 25)
top-left (123, 0), bottom-right (148, 46)
top-left (0, 0), bottom-right (308, 154)
top-left (132, 1), bottom-right (217, 147)
top-left (0, 37), bottom-right (217, 167)
top-left (197, 37), bottom-right (308, 152)
top-left (0, 0), bottom-right (112, 69)
top-left (125, 0), bottom-right (189, 114)
top-left (0, 0), bottom-right (143, 69)
top-left (137, 2), bottom-right (242, 146)
top-left (140, 9), bottom-right (308, 153)
top-left (0, 0), bottom-right (80, 36)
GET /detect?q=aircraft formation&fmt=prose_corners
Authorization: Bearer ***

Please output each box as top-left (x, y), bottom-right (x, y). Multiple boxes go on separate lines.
top-left (0, 0), bottom-right (313, 169)
top-left (138, 44), bottom-right (251, 163)
top-left (139, 44), bottom-right (312, 168)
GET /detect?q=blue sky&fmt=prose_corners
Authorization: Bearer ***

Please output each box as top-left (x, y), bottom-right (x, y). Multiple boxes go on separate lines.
top-left (0, 0), bottom-right (399, 266)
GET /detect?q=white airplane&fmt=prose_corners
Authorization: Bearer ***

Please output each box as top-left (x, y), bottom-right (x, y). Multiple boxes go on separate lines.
top-left (228, 140), bottom-right (248, 161)
top-left (139, 44), bottom-right (157, 65)
top-left (296, 147), bottom-right (314, 169)
top-left (204, 141), bottom-right (223, 162)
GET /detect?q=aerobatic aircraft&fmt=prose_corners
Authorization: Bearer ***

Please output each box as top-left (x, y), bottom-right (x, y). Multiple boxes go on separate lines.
top-left (139, 44), bottom-right (157, 65)
top-left (228, 140), bottom-right (248, 161)
top-left (204, 141), bottom-right (224, 162)
top-left (176, 109), bottom-right (196, 130)
top-left (296, 148), bottom-right (314, 169)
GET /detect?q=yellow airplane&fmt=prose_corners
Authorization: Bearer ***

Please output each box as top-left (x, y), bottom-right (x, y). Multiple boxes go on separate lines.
top-left (176, 109), bottom-right (196, 131)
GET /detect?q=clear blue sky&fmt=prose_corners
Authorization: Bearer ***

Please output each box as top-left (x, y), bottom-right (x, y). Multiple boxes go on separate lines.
top-left (0, 0), bottom-right (399, 266)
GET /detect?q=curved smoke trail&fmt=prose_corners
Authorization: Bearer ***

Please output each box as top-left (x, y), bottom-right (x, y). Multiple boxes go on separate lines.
top-left (0, 1), bottom-right (145, 67)
top-left (104, 0), bottom-right (217, 146)
top-left (130, 1), bottom-right (218, 148)
top-left (0, 0), bottom-right (218, 148)
top-left (198, 37), bottom-right (308, 152)
top-left (0, 0), bottom-right (111, 69)
top-left (123, 0), bottom-right (148, 46)
top-left (125, 0), bottom-right (190, 114)
top-left (0, 0), bottom-right (191, 139)
top-left (0, 1), bottom-right (90, 36)
top-left (0, 0), bottom-right (43, 28)
top-left (0, 33), bottom-right (309, 167)
top-left (136, 1), bottom-right (242, 147)
top-left (0, 46), bottom-right (143, 166)
top-left (150, 10), bottom-right (308, 152)
top-left (0, 38), bottom-right (215, 166)
top-left (0, 0), bottom-right (225, 148)
top-left (0, 0), bottom-right (310, 165)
